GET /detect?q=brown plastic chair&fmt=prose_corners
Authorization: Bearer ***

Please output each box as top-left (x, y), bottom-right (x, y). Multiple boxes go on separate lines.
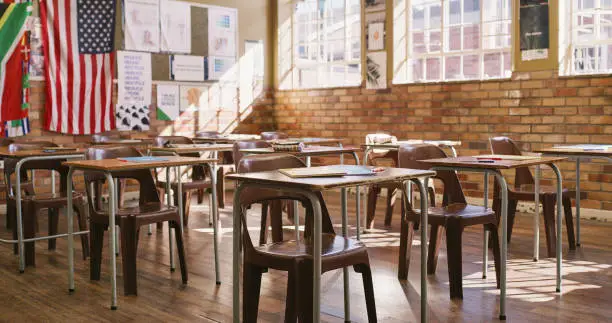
top-left (490, 137), bottom-right (581, 257)
top-left (4, 142), bottom-right (89, 267)
top-left (91, 134), bottom-right (127, 207)
top-left (260, 131), bottom-right (288, 141)
top-left (0, 138), bottom-right (15, 228)
top-left (153, 136), bottom-right (212, 227)
top-left (84, 146), bottom-right (187, 295)
top-left (237, 154), bottom-right (376, 322)
top-left (398, 144), bottom-right (500, 299)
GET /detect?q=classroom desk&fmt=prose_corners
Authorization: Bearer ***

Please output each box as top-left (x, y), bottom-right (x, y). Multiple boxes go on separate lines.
top-left (362, 139), bottom-right (462, 163)
top-left (421, 155), bottom-right (566, 320)
top-left (150, 144), bottom-right (234, 284)
top-left (192, 134), bottom-right (261, 144)
top-left (64, 156), bottom-right (212, 310)
top-left (228, 166), bottom-right (435, 323)
top-left (535, 145), bottom-right (612, 247)
top-left (240, 146), bottom-right (364, 238)
top-left (0, 147), bottom-right (86, 272)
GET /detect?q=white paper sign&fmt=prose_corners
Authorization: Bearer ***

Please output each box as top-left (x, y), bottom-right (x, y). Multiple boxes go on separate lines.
top-left (368, 22), bottom-right (384, 50)
top-left (124, 0), bottom-right (160, 52)
top-left (171, 55), bottom-right (205, 81)
top-left (208, 8), bottom-right (237, 57)
top-left (205, 56), bottom-right (236, 81)
top-left (118, 51), bottom-right (152, 105)
top-left (366, 52), bottom-right (387, 90)
top-left (160, 0), bottom-right (191, 53)
top-left (156, 84), bottom-right (180, 121)
top-left (179, 85), bottom-right (209, 112)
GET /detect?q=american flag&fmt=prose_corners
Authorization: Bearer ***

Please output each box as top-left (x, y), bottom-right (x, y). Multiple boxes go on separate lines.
top-left (40, 0), bottom-right (116, 135)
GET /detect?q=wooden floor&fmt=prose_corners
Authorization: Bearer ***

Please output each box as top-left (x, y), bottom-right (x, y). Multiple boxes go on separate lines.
top-left (0, 191), bottom-right (611, 322)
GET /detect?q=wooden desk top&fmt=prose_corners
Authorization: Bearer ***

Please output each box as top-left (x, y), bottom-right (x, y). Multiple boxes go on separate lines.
top-left (362, 139), bottom-right (462, 149)
top-left (535, 145), bottom-right (612, 157)
top-left (63, 156), bottom-right (214, 172)
top-left (90, 139), bottom-right (152, 146)
top-left (227, 166), bottom-right (435, 190)
top-left (0, 147), bottom-right (86, 158)
top-left (281, 137), bottom-right (344, 145)
top-left (240, 146), bottom-right (360, 157)
top-left (192, 134), bottom-right (261, 143)
top-left (151, 144), bottom-right (234, 154)
top-left (422, 156), bottom-right (567, 170)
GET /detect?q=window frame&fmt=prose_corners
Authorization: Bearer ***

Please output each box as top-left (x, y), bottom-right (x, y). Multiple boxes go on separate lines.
top-left (394, 0), bottom-right (513, 84)
top-left (278, 0), bottom-right (362, 90)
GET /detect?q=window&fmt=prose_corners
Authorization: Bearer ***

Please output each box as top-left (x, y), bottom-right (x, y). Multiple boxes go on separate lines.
top-left (278, 0), bottom-right (361, 90)
top-left (393, 0), bottom-right (512, 83)
top-left (560, 0), bottom-right (612, 75)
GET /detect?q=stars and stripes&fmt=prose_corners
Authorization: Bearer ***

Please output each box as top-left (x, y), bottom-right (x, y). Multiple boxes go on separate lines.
top-left (40, 0), bottom-right (117, 135)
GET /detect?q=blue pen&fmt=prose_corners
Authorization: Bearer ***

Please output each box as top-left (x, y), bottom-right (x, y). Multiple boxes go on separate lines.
top-left (477, 160), bottom-right (495, 163)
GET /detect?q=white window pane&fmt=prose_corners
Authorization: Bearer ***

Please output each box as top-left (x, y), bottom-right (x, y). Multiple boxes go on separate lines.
top-left (430, 4), bottom-right (442, 27)
top-left (463, 0), bottom-right (480, 24)
top-left (447, 26), bottom-right (461, 51)
top-left (463, 54), bottom-right (480, 79)
top-left (503, 51), bottom-right (511, 77)
top-left (412, 31), bottom-right (426, 54)
top-left (445, 56), bottom-right (461, 80)
top-left (426, 57), bottom-right (440, 81)
top-left (429, 30), bottom-right (442, 52)
top-left (449, 0), bottom-right (461, 25)
top-left (484, 52), bottom-right (502, 78)
top-left (463, 25), bottom-right (480, 49)
top-left (410, 58), bottom-right (424, 81)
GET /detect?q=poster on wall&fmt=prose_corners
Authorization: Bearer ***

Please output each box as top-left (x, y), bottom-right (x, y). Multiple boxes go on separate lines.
top-left (170, 55), bottom-right (205, 81)
top-left (365, 0), bottom-right (385, 12)
top-left (115, 104), bottom-right (150, 131)
top-left (366, 52), bottom-right (387, 90)
top-left (207, 7), bottom-right (237, 57)
top-left (160, 0), bottom-right (191, 53)
top-left (117, 51), bottom-right (152, 105)
top-left (205, 56), bottom-right (237, 81)
top-left (28, 17), bottom-right (44, 79)
top-left (179, 85), bottom-right (209, 112)
top-left (156, 84), bottom-right (180, 121)
top-left (124, 0), bottom-right (160, 52)
top-left (519, 0), bottom-right (549, 61)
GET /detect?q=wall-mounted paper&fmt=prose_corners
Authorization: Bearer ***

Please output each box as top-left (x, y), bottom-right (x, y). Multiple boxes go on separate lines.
top-left (520, 0), bottom-right (549, 61)
top-left (124, 0), bottom-right (160, 52)
top-left (118, 51), bottom-right (152, 105)
top-left (365, 0), bottom-right (385, 12)
top-left (368, 22), bottom-right (385, 50)
top-left (28, 17), bottom-right (43, 79)
top-left (205, 56), bottom-right (237, 81)
top-left (116, 104), bottom-right (150, 131)
top-left (208, 7), bottom-right (237, 57)
top-left (179, 85), bottom-right (209, 112)
top-left (160, 0), bottom-right (191, 53)
top-left (170, 55), bottom-right (205, 81)
top-left (366, 52), bottom-right (387, 90)
top-left (156, 84), bottom-right (180, 121)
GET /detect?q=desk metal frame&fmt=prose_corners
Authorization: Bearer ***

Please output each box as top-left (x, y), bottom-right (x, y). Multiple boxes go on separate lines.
top-left (231, 176), bottom-right (431, 323)
top-left (430, 163), bottom-right (563, 320)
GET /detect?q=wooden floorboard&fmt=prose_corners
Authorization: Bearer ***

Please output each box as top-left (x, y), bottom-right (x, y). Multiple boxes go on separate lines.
top-left (0, 191), bottom-right (610, 322)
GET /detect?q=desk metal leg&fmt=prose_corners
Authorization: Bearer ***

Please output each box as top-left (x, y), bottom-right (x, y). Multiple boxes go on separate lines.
top-left (493, 171), bottom-right (508, 320)
top-left (575, 159), bottom-right (581, 247)
top-left (310, 191), bottom-right (323, 323)
top-left (411, 177), bottom-right (429, 322)
top-left (232, 185), bottom-right (245, 323)
top-left (210, 161), bottom-right (221, 285)
top-left (341, 187), bottom-right (350, 322)
top-left (67, 167), bottom-right (75, 292)
top-left (352, 152), bottom-right (361, 240)
top-left (15, 160), bottom-right (25, 273)
top-left (362, 147), bottom-right (372, 234)
top-left (105, 173), bottom-right (118, 310)
top-left (534, 165), bottom-right (541, 261)
top-left (550, 164), bottom-right (563, 293)
top-left (483, 173), bottom-right (489, 279)
top-left (113, 178), bottom-right (120, 257)
top-left (168, 168), bottom-right (175, 271)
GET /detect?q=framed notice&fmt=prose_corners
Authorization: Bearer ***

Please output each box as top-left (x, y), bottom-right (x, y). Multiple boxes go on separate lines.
top-left (519, 0), bottom-right (549, 61)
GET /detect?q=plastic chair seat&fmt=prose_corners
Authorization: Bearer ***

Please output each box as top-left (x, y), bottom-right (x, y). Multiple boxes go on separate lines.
top-left (254, 234), bottom-right (367, 260)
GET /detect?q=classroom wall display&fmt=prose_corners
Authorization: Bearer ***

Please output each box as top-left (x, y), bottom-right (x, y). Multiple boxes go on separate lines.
top-left (156, 84), bottom-right (180, 121)
top-left (519, 0), bottom-right (549, 61)
top-left (205, 56), bottom-right (237, 81)
top-left (117, 51), bottom-right (152, 105)
top-left (366, 12), bottom-right (386, 51)
top-left (160, 0), bottom-right (191, 53)
top-left (207, 7), bottom-right (237, 58)
top-left (365, 0), bottom-right (385, 12)
top-left (170, 55), bottom-right (205, 81)
top-left (124, 0), bottom-right (160, 52)
top-left (179, 85), bottom-right (209, 112)
top-left (115, 104), bottom-right (150, 131)
top-left (28, 17), bottom-right (43, 79)
top-left (366, 52), bottom-right (387, 90)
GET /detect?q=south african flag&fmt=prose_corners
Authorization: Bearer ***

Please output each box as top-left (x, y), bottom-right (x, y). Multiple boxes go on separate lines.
top-left (0, 1), bottom-right (30, 137)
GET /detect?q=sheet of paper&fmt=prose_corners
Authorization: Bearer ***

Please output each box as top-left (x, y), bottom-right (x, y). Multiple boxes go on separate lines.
top-left (207, 7), bottom-right (237, 57)
top-left (156, 84), bottom-right (180, 121)
top-left (170, 55), bottom-right (205, 81)
top-left (118, 51), bottom-right (152, 105)
top-left (160, 0), bottom-right (191, 53)
top-left (124, 0), bottom-right (160, 52)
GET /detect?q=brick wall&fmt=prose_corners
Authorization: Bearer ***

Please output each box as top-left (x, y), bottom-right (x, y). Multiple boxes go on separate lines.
top-left (273, 71), bottom-right (612, 211)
